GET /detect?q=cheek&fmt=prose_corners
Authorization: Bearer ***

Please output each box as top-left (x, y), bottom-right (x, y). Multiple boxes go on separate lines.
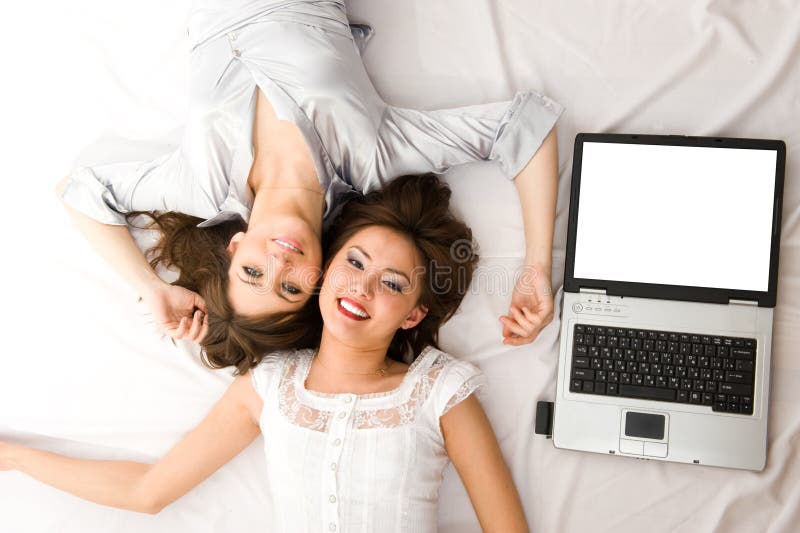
top-left (297, 261), bottom-right (323, 292)
top-left (323, 264), bottom-right (355, 294)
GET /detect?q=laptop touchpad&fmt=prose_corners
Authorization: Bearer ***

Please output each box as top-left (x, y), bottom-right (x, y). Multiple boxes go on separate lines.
top-left (625, 411), bottom-right (665, 440)
top-left (619, 410), bottom-right (669, 457)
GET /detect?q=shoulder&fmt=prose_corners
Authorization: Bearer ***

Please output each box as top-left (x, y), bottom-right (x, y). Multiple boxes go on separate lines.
top-left (423, 347), bottom-right (483, 383)
top-left (250, 349), bottom-right (312, 397)
top-left (415, 347), bottom-right (487, 417)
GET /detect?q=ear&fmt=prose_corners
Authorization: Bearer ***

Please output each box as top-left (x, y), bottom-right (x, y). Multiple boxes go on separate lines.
top-left (400, 304), bottom-right (428, 330)
top-left (226, 232), bottom-right (246, 256)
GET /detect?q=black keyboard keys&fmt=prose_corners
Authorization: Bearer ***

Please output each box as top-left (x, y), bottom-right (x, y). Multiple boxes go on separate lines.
top-left (571, 323), bottom-right (756, 415)
top-left (619, 384), bottom-right (677, 402)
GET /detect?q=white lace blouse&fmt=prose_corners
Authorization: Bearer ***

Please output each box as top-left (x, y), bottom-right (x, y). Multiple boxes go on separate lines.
top-left (250, 346), bottom-right (487, 533)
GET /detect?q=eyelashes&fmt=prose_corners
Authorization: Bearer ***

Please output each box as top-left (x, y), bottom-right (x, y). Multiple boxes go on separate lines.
top-left (243, 266), bottom-right (262, 278)
top-left (346, 253), bottom-right (403, 293)
top-left (282, 282), bottom-right (301, 295)
top-left (242, 266), bottom-right (301, 295)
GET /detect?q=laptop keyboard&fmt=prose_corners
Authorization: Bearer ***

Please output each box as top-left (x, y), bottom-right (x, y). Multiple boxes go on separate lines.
top-left (569, 324), bottom-right (756, 415)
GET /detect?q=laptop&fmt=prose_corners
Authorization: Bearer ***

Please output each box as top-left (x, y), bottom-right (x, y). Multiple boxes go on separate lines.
top-left (552, 133), bottom-right (786, 471)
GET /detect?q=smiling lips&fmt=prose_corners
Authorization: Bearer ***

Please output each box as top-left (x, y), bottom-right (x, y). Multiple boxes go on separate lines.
top-left (338, 297), bottom-right (370, 321)
top-left (273, 238), bottom-right (304, 255)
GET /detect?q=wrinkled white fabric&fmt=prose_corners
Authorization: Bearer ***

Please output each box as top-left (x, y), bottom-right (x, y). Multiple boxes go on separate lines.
top-left (250, 347), bottom-right (487, 533)
top-left (58, 0), bottom-right (563, 231)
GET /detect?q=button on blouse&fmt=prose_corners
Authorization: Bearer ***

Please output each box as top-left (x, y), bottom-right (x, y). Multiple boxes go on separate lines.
top-left (250, 347), bottom-right (487, 532)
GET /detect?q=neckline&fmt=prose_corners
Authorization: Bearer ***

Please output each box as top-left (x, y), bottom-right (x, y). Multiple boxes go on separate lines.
top-left (297, 346), bottom-right (436, 401)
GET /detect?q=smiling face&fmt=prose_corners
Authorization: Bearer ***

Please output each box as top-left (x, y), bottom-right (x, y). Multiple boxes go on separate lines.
top-left (319, 226), bottom-right (428, 350)
top-left (226, 215), bottom-right (323, 317)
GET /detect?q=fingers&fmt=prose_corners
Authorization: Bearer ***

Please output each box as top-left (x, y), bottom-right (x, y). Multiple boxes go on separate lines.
top-left (189, 311), bottom-right (209, 343)
top-left (168, 310), bottom-right (207, 343)
top-left (499, 315), bottom-right (528, 338)
top-left (510, 306), bottom-right (538, 332)
top-left (500, 306), bottom-right (551, 346)
top-left (187, 310), bottom-right (203, 340)
top-left (193, 294), bottom-right (207, 314)
top-left (170, 316), bottom-right (190, 339)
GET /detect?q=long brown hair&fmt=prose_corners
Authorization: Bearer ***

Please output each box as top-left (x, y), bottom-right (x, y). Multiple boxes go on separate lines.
top-left (127, 211), bottom-right (321, 375)
top-left (324, 174), bottom-right (479, 363)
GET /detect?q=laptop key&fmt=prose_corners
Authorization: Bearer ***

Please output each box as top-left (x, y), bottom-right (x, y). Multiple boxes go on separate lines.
top-left (730, 348), bottom-right (754, 359)
top-left (619, 384), bottom-right (676, 402)
top-left (607, 383), bottom-right (619, 395)
top-left (719, 382), bottom-right (752, 395)
top-left (572, 368), bottom-right (595, 380)
top-left (736, 359), bottom-right (755, 372)
top-left (725, 371), bottom-right (752, 384)
top-left (573, 356), bottom-right (590, 368)
top-left (570, 379), bottom-right (582, 392)
top-left (741, 397), bottom-right (753, 414)
top-left (594, 383), bottom-right (607, 395)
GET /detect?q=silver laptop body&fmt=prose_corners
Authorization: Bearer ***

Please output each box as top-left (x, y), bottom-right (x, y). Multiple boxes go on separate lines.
top-left (552, 134), bottom-right (786, 471)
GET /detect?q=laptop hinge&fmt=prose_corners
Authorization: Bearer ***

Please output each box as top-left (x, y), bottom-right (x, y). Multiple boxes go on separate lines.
top-left (579, 288), bottom-right (606, 295)
top-left (729, 298), bottom-right (758, 306)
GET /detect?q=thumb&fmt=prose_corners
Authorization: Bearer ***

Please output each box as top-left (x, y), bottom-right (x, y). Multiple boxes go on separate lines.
top-left (194, 293), bottom-right (207, 313)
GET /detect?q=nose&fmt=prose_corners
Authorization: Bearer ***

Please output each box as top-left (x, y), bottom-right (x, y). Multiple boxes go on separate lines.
top-left (355, 268), bottom-right (378, 300)
top-left (269, 252), bottom-right (292, 267)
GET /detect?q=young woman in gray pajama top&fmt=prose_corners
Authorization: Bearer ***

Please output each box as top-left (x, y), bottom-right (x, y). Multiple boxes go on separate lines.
top-left (56, 0), bottom-right (564, 367)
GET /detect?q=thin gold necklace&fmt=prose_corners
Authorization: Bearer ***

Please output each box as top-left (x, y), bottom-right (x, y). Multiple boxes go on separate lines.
top-left (314, 354), bottom-right (393, 377)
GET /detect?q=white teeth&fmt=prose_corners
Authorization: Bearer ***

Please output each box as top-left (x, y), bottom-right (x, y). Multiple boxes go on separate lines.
top-left (339, 299), bottom-right (369, 318)
top-left (274, 239), bottom-right (302, 253)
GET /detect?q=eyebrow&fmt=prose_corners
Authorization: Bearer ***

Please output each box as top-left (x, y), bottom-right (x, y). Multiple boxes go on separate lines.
top-left (236, 274), bottom-right (299, 303)
top-left (352, 246), bottom-right (372, 260)
top-left (351, 246), bottom-right (411, 283)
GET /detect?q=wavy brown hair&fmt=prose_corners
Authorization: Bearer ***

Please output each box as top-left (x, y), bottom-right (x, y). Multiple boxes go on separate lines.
top-left (324, 174), bottom-right (479, 363)
top-left (127, 211), bottom-right (321, 375)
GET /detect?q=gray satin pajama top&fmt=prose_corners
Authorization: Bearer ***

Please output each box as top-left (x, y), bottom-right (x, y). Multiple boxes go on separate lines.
top-left (59, 0), bottom-right (564, 229)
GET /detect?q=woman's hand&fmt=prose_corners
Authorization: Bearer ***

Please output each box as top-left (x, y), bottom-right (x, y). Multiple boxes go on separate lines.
top-left (141, 282), bottom-right (209, 343)
top-left (500, 263), bottom-right (554, 346)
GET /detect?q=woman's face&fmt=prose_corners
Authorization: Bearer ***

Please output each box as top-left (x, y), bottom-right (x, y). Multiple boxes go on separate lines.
top-left (319, 226), bottom-right (428, 349)
top-left (226, 215), bottom-right (322, 316)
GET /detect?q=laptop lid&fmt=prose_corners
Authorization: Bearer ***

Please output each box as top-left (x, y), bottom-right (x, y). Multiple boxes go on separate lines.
top-left (564, 134), bottom-right (786, 307)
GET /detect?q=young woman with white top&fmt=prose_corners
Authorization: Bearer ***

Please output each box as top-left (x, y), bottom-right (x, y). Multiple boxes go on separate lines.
top-left (57, 0), bottom-right (563, 369)
top-left (10, 174), bottom-right (529, 532)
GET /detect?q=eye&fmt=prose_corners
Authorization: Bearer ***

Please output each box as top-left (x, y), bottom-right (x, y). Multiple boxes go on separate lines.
top-left (282, 282), bottom-right (301, 295)
top-left (383, 279), bottom-right (402, 292)
top-left (348, 258), bottom-right (364, 270)
top-left (243, 266), bottom-right (262, 278)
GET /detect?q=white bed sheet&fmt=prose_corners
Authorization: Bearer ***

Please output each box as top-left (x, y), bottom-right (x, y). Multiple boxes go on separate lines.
top-left (1, 1), bottom-right (798, 532)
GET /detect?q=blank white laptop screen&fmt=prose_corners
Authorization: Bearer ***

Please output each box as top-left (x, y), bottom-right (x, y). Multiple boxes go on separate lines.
top-left (573, 142), bottom-right (777, 292)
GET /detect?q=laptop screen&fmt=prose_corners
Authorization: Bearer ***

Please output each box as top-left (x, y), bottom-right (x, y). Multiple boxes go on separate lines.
top-left (573, 141), bottom-right (778, 292)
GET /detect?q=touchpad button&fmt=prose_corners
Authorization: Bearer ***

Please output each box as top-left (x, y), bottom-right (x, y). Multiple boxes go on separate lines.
top-left (619, 439), bottom-right (644, 455)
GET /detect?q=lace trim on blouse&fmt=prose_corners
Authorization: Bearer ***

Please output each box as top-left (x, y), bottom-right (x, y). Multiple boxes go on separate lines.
top-left (442, 375), bottom-right (485, 416)
top-left (278, 349), bottom-right (455, 432)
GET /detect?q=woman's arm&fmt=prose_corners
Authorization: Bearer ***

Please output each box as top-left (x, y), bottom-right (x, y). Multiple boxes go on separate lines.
top-left (0, 373), bottom-right (262, 514)
top-left (441, 395), bottom-right (529, 533)
top-left (500, 127), bottom-right (558, 346)
top-left (56, 178), bottom-right (207, 341)
top-left (365, 93), bottom-right (562, 346)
